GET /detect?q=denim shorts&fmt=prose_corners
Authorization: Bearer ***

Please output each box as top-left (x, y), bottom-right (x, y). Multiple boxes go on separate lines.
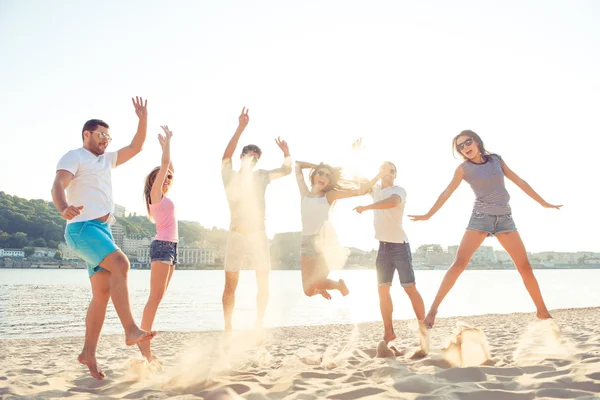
top-left (150, 240), bottom-right (178, 265)
top-left (64, 220), bottom-right (119, 278)
top-left (467, 211), bottom-right (517, 237)
top-left (376, 242), bottom-right (415, 287)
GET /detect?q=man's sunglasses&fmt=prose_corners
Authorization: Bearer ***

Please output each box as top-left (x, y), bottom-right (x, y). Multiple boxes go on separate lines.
top-left (92, 131), bottom-right (112, 143)
top-left (456, 138), bottom-right (474, 151)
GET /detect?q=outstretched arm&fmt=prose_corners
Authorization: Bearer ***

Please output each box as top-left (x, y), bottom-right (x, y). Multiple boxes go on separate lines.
top-left (222, 107), bottom-right (249, 161)
top-left (501, 160), bottom-right (562, 209)
top-left (295, 161), bottom-right (316, 197)
top-left (267, 136), bottom-right (292, 180)
top-left (117, 96), bottom-right (148, 166)
top-left (326, 170), bottom-right (384, 204)
top-left (354, 194), bottom-right (401, 214)
top-left (408, 166), bottom-right (464, 221)
top-left (150, 126), bottom-right (174, 205)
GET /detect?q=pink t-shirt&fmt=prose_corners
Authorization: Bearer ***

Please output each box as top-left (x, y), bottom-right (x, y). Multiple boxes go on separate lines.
top-left (149, 196), bottom-right (178, 242)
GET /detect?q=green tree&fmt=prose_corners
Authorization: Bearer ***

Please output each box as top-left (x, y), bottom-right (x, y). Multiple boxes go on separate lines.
top-left (54, 250), bottom-right (63, 260)
top-left (24, 247), bottom-right (35, 257)
top-left (33, 238), bottom-right (47, 247)
top-left (47, 240), bottom-right (59, 249)
top-left (9, 232), bottom-right (29, 248)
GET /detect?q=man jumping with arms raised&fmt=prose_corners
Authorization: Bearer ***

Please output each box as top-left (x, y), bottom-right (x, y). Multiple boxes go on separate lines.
top-left (221, 107), bottom-right (292, 332)
top-left (51, 97), bottom-right (155, 380)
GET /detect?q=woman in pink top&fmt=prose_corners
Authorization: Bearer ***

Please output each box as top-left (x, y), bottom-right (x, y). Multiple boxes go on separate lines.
top-left (139, 125), bottom-right (178, 363)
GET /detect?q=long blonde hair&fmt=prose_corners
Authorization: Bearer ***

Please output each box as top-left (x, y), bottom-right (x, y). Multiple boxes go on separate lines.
top-left (143, 167), bottom-right (161, 220)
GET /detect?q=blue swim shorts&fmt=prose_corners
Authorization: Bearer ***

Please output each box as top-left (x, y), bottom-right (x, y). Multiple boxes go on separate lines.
top-left (64, 220), bottom-right (119, 278)
top-left (467, 212), bottom-right (517, 237)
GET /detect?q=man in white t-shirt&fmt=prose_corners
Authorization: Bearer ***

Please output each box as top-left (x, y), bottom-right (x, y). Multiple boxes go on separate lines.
top-left (51, 97), bottom-right (155, 380)
top-left (221, 107), bottom-right (292, 332)
top-left (354, 162), bottom-right (428, 352)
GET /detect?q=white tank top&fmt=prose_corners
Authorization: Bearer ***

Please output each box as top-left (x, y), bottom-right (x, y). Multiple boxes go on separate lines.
top-left (301, 196), bottom-right (331, 236)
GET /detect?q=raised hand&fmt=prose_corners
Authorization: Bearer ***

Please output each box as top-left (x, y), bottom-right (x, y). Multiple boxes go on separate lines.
top-left (275, 136), bottom-right (290, 157)
top-left (132, 96), bottom-right (148, 120)
top-left (62, 205), bottom-right (84, 220)
top-left (157, 125), bottom-right (173, 148)
top-left (408, 214), bottom-right (430, 222)
top-left (238, 107), bottom-right (250, 129)
top-left (542, 202), bottom-right (562, 210)
top-left (352, 137), bottom-right (364, 152)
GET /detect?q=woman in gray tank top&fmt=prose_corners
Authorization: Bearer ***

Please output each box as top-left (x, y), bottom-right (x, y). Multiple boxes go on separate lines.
top-left (409, 130), bottom-right (562, 329)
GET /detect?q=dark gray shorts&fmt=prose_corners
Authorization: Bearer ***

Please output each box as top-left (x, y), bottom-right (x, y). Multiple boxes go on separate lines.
top-left (376, 242), bottom-right (415, 287)
top-left (150, 240), bottom-right (178, 265)
top-left (467, 212), bottom-right (517, 237)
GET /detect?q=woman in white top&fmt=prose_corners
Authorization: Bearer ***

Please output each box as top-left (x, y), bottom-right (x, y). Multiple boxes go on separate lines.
top-left (295, 161), bottom-right (383, 299)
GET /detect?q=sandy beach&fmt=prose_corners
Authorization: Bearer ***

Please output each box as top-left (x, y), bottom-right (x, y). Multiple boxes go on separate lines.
top-left (1, 307), bottom-right (599, 399)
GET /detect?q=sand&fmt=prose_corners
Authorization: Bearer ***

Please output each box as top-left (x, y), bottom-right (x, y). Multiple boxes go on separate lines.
top-left (1, 308), bottom-right (599, 399)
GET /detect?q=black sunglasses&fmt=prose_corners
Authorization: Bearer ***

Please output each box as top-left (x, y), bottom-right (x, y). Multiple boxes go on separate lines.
top-left (166, 174), bottom-right (173, 180)
top-left (456, 138), bottom-right (474, 151)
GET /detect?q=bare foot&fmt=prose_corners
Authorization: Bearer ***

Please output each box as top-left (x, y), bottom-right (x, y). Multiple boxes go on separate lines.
top-left (418, 320), bottom-right (430, 353)
top-left (317, 289), bottom-right (332, 300)
top-left (389, 345), bottom-right (405, 357)
top-left (424, 308), bottom-right (437, 329)
top-left (536, 310), bottom-right (552, 320)
top-left (383, 331), bottom-right (396, 344)
top-left (125, 326), bottom-right (156, 346)
top-left (338, 279), bottom-right (349, 296)
top-left (78, 352), bottom-right (105, 380)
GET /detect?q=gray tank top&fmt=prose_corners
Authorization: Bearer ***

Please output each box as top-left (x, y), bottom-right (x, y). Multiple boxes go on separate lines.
top-left (461, 154), bottom-right (511, 215)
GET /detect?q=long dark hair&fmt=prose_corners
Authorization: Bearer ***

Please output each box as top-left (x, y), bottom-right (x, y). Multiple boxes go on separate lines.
top-left (452, 130), bottom-right (491, 160)
top-left (143, 167), bottom-right (161, 220)
top-left (309, 163), bottom-right (359, 192)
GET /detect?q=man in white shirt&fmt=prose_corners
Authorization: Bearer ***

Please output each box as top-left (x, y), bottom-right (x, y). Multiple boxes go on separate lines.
top-left (221, 107), bottom-right (292, 332)
top-left (354, 162), bottom-right (428, 352)
top-left (51, 97), bottom-right (155, 380)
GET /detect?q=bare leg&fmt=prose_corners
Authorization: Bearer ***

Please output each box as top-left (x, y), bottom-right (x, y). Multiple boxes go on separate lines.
top-left (424, 230), bottom-right (487, 328)
top-left (138, 261), bottom-right (173, 361)
top-left (301, 255), bottom-right (348, 297)
top-left (78, 270), bottom-right (110, 380)
top-left (222, 272), bottom-right (239, 331)
top-left (378, 284), bottom-right (396, 343)
top-left (404, 285), bottom-right (425, 321)
top-left (99, 250), bottom-right (155, 345)
top-left (404, 285), bottom-right (429, 351)
top-left (496, 231), bottom-right (552, 319)
top-left (255, 270), bottom-right (269, 329)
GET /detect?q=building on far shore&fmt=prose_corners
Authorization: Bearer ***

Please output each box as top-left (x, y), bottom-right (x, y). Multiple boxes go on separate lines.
top-left (0, 249), bottom-right (25, 258)
top-left (110, 221), bottom-right (125, 249)
top-left (114, 204), bottom-right (126, 218)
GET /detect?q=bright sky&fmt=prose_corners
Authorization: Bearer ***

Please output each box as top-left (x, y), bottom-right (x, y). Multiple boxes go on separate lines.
top-left (1, 1), bottom-right (599, 253)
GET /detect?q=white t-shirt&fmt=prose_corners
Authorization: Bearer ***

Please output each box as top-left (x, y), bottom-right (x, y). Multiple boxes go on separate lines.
top-left (56, 148), bottom-right (118, 224)
top-left (372, 184), bottom-right (408, 243)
